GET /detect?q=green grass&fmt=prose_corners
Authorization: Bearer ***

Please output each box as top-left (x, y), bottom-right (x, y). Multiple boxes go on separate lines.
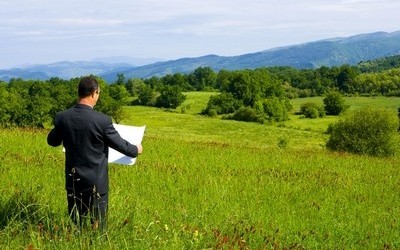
top-left (1, 94), bottom-right (399, 249)
top-left (179, 91), bottom-right (217, 115)
top-left (290, 96), bottom-right (400, 112)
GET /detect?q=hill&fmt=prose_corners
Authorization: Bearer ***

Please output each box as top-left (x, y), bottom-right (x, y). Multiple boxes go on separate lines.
top-left (101, 31), bottom-right (400, 81)
top-left (1, 30), bottom-right (400, 82)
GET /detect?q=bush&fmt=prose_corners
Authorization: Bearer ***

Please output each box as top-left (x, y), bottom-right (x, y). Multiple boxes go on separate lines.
top-left (323, 92), bottom-right (348, 115)
top-left (204, 108), bottom-right (218, 117)
top-left (300, 102), bottom-right (325, 118)
top-left (229, 107), bottom-right (262, 123)
top-left (326, 108), bottom-right (399, 156)
top-left (256, 97), bottom-right (290, 122)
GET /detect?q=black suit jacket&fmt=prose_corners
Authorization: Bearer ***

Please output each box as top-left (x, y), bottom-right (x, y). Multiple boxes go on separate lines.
top-left (47, 104), bottom-right (139, 194)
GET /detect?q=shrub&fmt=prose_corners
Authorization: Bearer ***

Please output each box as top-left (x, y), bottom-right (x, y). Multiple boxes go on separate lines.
top-left (326, 108), bottom-right (399, 156)
top-left (300, 102), bottom-right (325, 118)
top-left (229, 107), bottom-right (262, 123)
top-left (323, 92), bottom-right (348, 115)
top-left (256, 97), bottom-right (290, 122)
top-left (205, 108), bottom-right (218, 117)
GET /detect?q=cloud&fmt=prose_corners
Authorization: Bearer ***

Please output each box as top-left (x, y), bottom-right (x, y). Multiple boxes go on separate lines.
top-left (51, 18), bottom-right (124, 26)
top-left (0, 0), bottom-right (399, 68)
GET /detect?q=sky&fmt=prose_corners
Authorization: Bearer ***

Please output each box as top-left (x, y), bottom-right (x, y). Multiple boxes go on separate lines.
top-left (0, 0), bottom-right (399, 69)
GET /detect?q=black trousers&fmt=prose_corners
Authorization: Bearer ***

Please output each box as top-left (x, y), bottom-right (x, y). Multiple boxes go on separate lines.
top-left (67, 191), bottom-right (108, 232)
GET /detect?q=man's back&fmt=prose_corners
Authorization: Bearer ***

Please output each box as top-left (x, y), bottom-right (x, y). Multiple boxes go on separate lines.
top-left (48, 103), bottom-right (138, 194)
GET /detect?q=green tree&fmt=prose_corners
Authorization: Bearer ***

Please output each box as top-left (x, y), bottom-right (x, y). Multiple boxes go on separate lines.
top-left (47, 77), bottom-right (77, 121)
top-left (155, 85), bottom-right (186, 109)
top-left (202, 92), bottom-right (241, 116)
top-left (323, 92), bottom-right (348, 115)
top-left (26, 81), bottom-right (53, 127)
top-left (188, 66), bottom-right (217, 91)
top-left (126, 78), bottom-right (146, 96)
top-left (115, 73), bottom-right (126, 85)
top-left (162, 73), bottom-right (191, 90)
top-left (336, 65), bottom-right (359, 93)
top-left (108, 84), bottom-right (129, 104)
top-left (222, 71), bottom-right (260, 107)
top-left (137, 84), bottom-right (156, 106)
top-left (144, 76), bottom-right (163, 90)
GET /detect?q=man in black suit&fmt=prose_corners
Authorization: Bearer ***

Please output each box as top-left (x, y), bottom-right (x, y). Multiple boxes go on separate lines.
top-left (47, 76), bottom-right (143, 232)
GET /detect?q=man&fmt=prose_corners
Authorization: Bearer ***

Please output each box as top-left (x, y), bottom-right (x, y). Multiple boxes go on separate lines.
top-left (47, 76), bottom-right (143, 231)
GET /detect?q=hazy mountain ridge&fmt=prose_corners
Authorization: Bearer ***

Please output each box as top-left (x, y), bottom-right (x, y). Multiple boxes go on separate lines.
top-left (0, 61), bottom-right (134, 82)
top-left (1, 30), bottom-right (400, 82)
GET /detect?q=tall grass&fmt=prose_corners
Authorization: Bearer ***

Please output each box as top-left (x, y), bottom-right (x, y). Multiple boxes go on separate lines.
top-left (0, 95), bottom-right (399, 249)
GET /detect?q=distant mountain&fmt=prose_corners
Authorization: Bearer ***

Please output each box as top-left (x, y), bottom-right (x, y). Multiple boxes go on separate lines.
top-left (91, 56), bottom-right (163, 66)
top-left (1, 30), bottom-right (400, 82)
top-left (101, 31), bottom-right (400, 82)
top-left (0, 61), bottom-right (134, 82)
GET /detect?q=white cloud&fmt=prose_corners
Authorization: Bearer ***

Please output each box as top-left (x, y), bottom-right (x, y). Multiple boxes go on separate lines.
top-left (0, 0), bottom-right (399, 68)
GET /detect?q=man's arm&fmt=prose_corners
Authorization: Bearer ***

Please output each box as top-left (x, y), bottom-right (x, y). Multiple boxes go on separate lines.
top-left (47, 127), bottom-right (62, 147)
top-left (104, 122), bottom-right (142, 157)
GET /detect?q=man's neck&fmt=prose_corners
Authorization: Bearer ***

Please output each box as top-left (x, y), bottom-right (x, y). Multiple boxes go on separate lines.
top-left (78, 98), bottom-right (95, 108)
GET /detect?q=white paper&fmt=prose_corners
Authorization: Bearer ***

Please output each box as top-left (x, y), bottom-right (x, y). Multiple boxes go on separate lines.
top-left (108, 124), bottom-right (146, 165)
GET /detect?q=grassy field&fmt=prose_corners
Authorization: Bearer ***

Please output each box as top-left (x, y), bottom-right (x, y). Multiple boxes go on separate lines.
top-left (0, 93), bottom-right (399, 249)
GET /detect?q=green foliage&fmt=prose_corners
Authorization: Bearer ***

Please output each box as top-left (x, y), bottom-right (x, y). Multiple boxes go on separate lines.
top-left (354, 68), bottom-right (400, 96)
top-left (323, 92), bottom-right (348, 115)
top-left (155, 85), bottom-right (186, 109)
top-left (108, 84), bottom-right (130, 104)
top-left (115, 73), bottom-right (126, 85)
top-left (143, 76), bottom-right (163, 90)
top-left (229, 106), bottom-right (262, 123)
top-left (256, 97), bottom-right (291, 122)
top-left (0, 76), bottom-right (126, 128)
top-left (125, 78), bottom-right (146, 96)
top-left (326, 108), bottom-right (399, 156)
top-left (202, 92), bottom-right (241, 116)
top-left (300, 102), bottom-right (325, 118)
top-left (336, 65), bottom-right (359, 93)
top-left (358, 54), bottom-right (400, 73)
top-left (206, 69), bottom-right (291, 122)
top-left (221, 71), bottom-right (259, 106)
top-left (162, 73), bottom-right (192, 91)
top-left (188, 66), bottom-right (217, 91)
top-left (137, 84), bottom-right (156, 106)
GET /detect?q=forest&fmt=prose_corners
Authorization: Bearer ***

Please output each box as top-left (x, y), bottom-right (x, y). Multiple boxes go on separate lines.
top-left (1, 54), bottom-right (400, 128)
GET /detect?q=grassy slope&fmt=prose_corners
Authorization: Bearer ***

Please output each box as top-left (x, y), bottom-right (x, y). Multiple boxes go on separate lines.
top-left (0, 94), bottom-right (399, 249)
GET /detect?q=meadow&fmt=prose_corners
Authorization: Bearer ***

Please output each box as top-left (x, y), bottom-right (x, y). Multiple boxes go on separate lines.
top-left (0, 93), bottom-right (399, 249)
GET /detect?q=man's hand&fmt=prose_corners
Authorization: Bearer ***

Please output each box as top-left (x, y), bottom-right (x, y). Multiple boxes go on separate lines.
top-left (136, 144), bottom-right (143, 154)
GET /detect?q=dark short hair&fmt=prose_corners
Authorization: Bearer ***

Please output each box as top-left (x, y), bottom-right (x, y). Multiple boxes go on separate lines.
top-left (78, 76), bottom-right (99, 97)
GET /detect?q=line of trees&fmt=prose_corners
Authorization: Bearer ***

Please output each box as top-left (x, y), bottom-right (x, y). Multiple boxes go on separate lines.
top-left (1, 55), bottom-right (400, 128)
top-left (0, 77), bottom-right (125, 128)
